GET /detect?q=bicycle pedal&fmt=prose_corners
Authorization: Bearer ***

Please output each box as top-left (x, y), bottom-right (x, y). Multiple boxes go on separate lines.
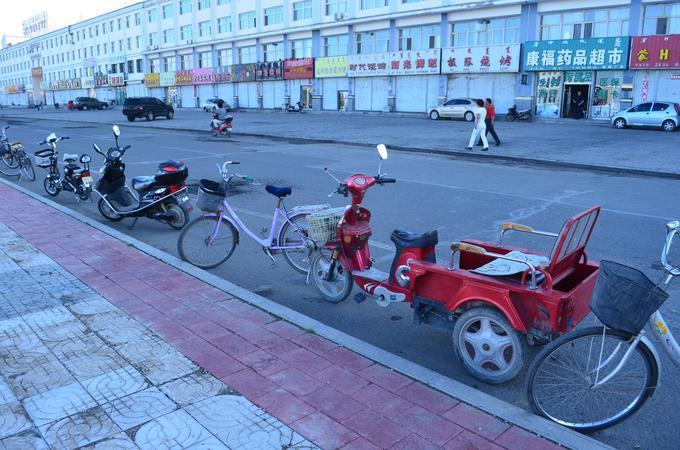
top-left (354, 293), bottom-right (367, 304)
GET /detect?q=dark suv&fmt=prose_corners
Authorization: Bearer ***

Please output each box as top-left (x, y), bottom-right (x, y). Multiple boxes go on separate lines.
top-left (73, 97), bottom-right (108, 111)
top-left (123, 97), bottom-right (174, 122)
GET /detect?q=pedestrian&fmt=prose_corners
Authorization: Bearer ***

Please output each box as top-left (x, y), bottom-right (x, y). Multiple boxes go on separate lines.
top-left (465, 99), bottom-right (489, 151)
top-left (476, 98), bottom-right (501, 147)
top-left (571, 90), bottom-right (585, 119)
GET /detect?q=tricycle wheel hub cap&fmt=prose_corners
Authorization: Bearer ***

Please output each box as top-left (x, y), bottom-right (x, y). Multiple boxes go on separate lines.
top-left (461, 317), bottom-right (515, 375)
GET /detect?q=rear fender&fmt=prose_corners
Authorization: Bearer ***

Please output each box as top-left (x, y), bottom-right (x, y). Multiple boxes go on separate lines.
top-left (447, 288), bottom-right (527, 332)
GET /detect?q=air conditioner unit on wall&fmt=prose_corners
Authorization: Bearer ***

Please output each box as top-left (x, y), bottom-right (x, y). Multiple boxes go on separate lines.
top-left (333, 12), bottom-right (345, 21)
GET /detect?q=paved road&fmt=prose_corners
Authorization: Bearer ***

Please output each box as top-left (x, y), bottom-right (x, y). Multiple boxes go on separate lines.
top-left (2, 115), bottom-right (679, 449)
top-left (2, 106), bottom-right (680, 176)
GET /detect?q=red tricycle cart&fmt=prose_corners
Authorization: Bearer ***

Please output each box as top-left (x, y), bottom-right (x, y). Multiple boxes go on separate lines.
top-left (310, 145), bottom-right (601, 383)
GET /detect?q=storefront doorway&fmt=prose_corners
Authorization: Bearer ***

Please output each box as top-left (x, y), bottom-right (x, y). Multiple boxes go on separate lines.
top-left (562, 84), bottom-right (590, 118)
top-left (301, 85), bottom-right (312, 109)
top-left (338, 90), bottom-right (348, 111)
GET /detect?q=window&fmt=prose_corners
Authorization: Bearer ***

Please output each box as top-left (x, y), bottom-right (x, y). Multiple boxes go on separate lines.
top-left (264, 6), bottom-right (283, 26)
top-left (325, 0), bottom-right (348, 16)
top-left (148, 8), bottom-right (158, 23)
top-left (135, 13), bottom-right (141, 26)
top-left (163, 29), bottom-right (174, 44)
top-left (293, 1), bottom-right (313, 20)
top-left (217, 49), bottom-right (231, 68)
top-left (238, 46), bottom-right (257, 63)
top-left (180, 25), bottom-right (193, 41)
top-left (198, 0), bottom-right (210, 11)
top-left (630, 103), bottom-right (652, 112)
top-left (126, 16), bottom-right (130, 28)
top-left (239, 12), bottom-right (257, 30)
top-left (149, 32), bottom-right (159, 47)
top-left (399, 25), bottom-right (439, 50)
top-left (180, 54), bottom-right (192, 70)
top-left (452, 17), bottom-right (520, 46)
top-left (199, 21), bottom-right (212, 38)
top-left (217, 17), bottom-right (232, 33)
top-left (263, 42), bottom-right (284, 61)
top-left (118, 18), bottom-right (122, 30)
top-left (540, 8), bottom-right (629, 40)
top-left (150, 58), bottom-right (160, 73)
top-left (291, 38), bottom-right (312, 58)
top-left (643, 4), bottom-right (680, 35)
top-left (355, 30), bottom-right (389, 54)
top-left (136, 59), bottom-right (143, 73)
top-left (361, 0), bottom-right (389, 9)
top-left (136, 36), bottom-right (141, 48)
top-left (652, 102), bottom-right (670, 111)
top-left (324, 35), bottom-right (349, 56)
top-left (180, 0), bottom-right (193, 15)
top-left (128, 60), bottom-right (134, 73)
top-left (127, 38), bottom-right (132, 50)
top-left (198, 52), bottom-right (212, 68)
top-left (162, 4), bottom-right (174, 19)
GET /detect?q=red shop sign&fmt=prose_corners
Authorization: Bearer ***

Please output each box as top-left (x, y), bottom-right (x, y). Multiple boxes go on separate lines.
top-left (630, 34), bottom-right (680, 69)
top-left (284, 58), bottom-right (314, 80)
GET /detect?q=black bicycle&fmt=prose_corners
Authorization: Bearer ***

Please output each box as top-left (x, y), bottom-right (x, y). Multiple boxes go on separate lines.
top-left (0, 126), bottom-right (35, 181)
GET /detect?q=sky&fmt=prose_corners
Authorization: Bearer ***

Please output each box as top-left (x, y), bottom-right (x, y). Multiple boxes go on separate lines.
top-left (1, 0), bottom-right (137, 43)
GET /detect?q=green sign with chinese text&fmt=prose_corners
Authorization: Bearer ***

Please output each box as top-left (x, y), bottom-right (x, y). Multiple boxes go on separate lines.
top-left (523, 37), bottom-right (630, 71)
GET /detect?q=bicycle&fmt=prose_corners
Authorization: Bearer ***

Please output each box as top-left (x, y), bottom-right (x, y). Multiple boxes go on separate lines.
top-left (0, 126), bottom-right (35, 181)
top-left (526, 220), bottom-right (680, 432)
top-left (177, 161), bottom-right (328, 273)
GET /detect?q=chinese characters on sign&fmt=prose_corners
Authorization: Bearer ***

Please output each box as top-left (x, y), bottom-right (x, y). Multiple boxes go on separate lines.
top-left (159, 72), bottom-right (176, 87)
top-left (256, 61), bottom-right (284, 81)
top-left (535, 71), bottom-right (563, 118)
top-left (347, 53), bottom-right (389, 77)
top-left (144, 73), bottom-right (160, 88)
top-left (591, 73), bottom-right (623, 119)
top-left (175, 70), bottom-right (193, 85)
top-left (630, 34), bottom-right (680, 69)
top-left (81, 77), bottom-right (94, 89)
top-left (315, 56), bottom-right (348, 78)
top-left (108, 75), bottom-right (125, 87)
top-left (94, 73), bottom-right (109, 87)
top-left (230, 64), bottom-right (257, 82)
top-left (22, 11), bottom-right (48, 38)
top-left (564, 71), bottom-right (593, 83)
top-left (347, 50), bottom-right (440, 77)
top-left (523, 37), bottom-right (630, 71)
top-left (284, 58), bottom-right (315, 80)
top-left (212, 67), bottom-right (233, 83)
top-left (193, 68), bottom-right (213, 85)
top-left (441, 45), bottom-right (520, 73)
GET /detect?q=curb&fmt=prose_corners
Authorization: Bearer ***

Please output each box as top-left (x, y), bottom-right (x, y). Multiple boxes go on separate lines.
top-left (2, 110), bottom-right (677, 180)
top-left (0, 176), bottom-right (612, 450)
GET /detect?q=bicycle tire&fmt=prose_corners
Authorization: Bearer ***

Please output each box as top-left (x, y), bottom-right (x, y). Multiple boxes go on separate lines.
top-left (278, 212), bottom-right (314, 275)
top-left (2, 149), bottom-right (20, 169)
top-left (20, 154), bottom-right (35, 181)
top-left (526, 326), bottom-right (658, 432)
top-left (177, 216), bottom-right (237, 269)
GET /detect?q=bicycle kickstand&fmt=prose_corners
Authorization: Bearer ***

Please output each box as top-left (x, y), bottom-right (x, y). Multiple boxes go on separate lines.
top-left (264, 248), bottom-right (277, 269)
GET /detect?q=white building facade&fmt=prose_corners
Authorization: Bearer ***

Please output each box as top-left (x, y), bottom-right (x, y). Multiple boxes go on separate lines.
top-left (1, 0), bottom-right (678, 119)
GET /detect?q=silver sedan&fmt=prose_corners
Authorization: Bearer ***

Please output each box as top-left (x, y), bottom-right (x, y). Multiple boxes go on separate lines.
top-left (612, 101), bottom-right (680, 131)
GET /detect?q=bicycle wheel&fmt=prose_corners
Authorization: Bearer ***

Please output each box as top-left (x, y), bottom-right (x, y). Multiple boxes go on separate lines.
top-left (20, 154), bottom-right (35, 181)
top-left (177, 216), bottom-right (237, 269)
top-left (1, 149), bottom-right (19, 169)
top-left (278, 212), bottom-right (314, 274)
top-left (310, 249), bottom-right (353, 303)
top-left (527, 326), bottom-right (658, 432)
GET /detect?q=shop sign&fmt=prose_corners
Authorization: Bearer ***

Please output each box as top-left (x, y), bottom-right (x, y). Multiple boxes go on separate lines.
top-left (5, 84), bottom-right (26, 94)
top-left (630, 34), bottom-right (680, 69)
top-left (442, 45), bottom-right (519, 73)
top-left (48, 81), bottom-right (59, 91)
top-left (67, 78), bottom-right (82, 89)
top-left (315, 56), bottom-right (348, 78)
top-left (523, 37), bottom-right (630, 71)
top-left (144, 73), bottom-right (160, 88)
top-left (31, 67), bottom-right (43, 78)
top-left (193, 68), bottom-right (213, 85)
top-left (159, 72), bottom-right (176, 87)
top-left (284, 58), bottom-right (314, 80)
top-left (389, 49), bottom-right (440, 75)
top-left (592, 73), bottom-right (623, 119)
top-left (94, 73), bottom-right (108, 87)
top-left (348, 52), bottom-right (389, 77)
top-left (81, 77), bottom-right (94, 89)
top-left (175, 70), bottom-right (193, 85)
top-left (257, 61), bottom-right (284, 81)
top-left (58, 80), bottom-right (68, 90)
top-left (230, 64), bottom-right (257, 82)
top-left (213, 67), bottom-right (233, 83)
top-left (535, 71), bottom-right (563, 118)
top-left (564, 71), bottom-right (593, 84)
top-left (108, 75), bottom-right (125, 87)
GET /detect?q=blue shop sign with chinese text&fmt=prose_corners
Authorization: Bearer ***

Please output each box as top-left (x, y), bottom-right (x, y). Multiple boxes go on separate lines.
top-left (522, 37), bottom-right (630, 71)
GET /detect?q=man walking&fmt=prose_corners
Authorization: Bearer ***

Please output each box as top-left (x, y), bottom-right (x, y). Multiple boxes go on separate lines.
top-left (465, 99), bottom-right (489, 151)
top-left (476, 98), bottom-right (501, 147)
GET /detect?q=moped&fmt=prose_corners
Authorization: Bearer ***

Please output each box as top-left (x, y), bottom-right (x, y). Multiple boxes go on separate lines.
top-left (34, 133), bottom-right (93, 200)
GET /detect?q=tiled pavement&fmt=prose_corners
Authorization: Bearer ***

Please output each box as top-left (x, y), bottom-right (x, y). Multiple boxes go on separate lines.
top-left (0, 183), bottom-right (562, 450)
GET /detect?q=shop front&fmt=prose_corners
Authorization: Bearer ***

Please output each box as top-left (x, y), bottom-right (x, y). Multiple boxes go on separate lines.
top-left (230, 64), bottom-right (257, 109)
top-left (348, 53), bottom-right (389, 112)
top-left (630, 34), bottom-right (680, 104)
top-left (213, 68), bottom-right (234, 108)
top-left (126, 73), bottom-right (145, 98)
top-left (284, 58), bottom-right (314, 109)
top-left (94, 73), bottom-right (112, 102)
top-left (523, 36), bottom-right (630, 119)
top-left (193, 68), bottom-right (214, 105)
top-left (391, 49), bottom-right (440, 113)
top-left (257, 61), bottom-right (285, 109)
top-left (108, 75), bottom-right (125, 105)
top-left (159, 72), bottom-right (177, 106)
top-left (315, 57), bottom-right (348, 111)
top-left (175, 70), bottom-right (194, 108)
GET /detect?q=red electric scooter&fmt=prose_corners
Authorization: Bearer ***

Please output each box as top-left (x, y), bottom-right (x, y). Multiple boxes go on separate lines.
top-left (310, 145), bottom-right (601, 383)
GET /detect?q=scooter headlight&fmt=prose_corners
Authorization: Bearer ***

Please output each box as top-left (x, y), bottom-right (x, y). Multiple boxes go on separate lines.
top-left (80, 154), bottom-right (91, 163)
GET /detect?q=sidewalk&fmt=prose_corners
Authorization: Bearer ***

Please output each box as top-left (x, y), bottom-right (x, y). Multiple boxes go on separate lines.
top-left (0, 185), bottom-right (579, 449)
top-left (2, 107), bottom-right (679, 178)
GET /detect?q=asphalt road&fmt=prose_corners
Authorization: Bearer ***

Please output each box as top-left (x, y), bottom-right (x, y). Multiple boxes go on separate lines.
top-left (2, 115), bottom-right (679, 449)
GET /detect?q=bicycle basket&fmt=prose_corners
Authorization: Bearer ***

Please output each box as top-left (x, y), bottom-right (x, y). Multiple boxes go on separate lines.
top-left (590, 260), bottom-right (669, 335)
top-left (197, 179), bottom-right (225, 212)
top-left (306, 207), bottom-right (346, 244)
top-left (33, 149), bottom-right (54, 168)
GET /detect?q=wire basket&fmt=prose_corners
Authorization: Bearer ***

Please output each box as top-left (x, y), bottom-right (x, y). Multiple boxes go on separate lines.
top-left (306, 207), bottom-right (345, 244)
top-left (590, 260), bottom-right (669, 335)
top-left (196, 179), bottom-right (225, 212)
top-left (33, 149), bottom-right (54, 168)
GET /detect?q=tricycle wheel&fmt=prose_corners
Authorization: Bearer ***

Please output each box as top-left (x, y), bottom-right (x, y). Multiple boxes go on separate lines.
top-left (310, 249), bottom-right (353, 303)
top-left (452, 307), bottom-right (526, 384)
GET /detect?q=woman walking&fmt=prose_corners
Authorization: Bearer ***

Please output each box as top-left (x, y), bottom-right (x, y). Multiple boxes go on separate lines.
top-left (465, 99), bottom-right (489, 151)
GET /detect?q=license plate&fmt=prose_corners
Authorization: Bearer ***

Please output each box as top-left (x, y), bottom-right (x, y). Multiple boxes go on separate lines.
top-left (82, 176), bottom-right (93, 186)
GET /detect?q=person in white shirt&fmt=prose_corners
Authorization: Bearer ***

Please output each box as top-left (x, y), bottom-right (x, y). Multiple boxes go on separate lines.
top-left (465, 99), bottom-right (489, 151)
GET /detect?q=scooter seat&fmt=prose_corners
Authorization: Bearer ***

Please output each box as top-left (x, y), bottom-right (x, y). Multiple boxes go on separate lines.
top-left (132, 176), bottom-right (156, 192)
top-left (63, 153), bottom-right (79, 162)
top-left (391, 229), bottom-right (439, 249)
top-left (265, 185), bottom-right (292, 198)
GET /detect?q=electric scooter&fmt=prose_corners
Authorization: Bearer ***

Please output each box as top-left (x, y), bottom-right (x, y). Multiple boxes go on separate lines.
top-left (92, 125), bottom-right (192, 229)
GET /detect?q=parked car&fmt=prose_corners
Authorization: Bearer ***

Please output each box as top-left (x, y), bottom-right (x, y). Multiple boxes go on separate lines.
top-left (428, 98), bottom-right (480, 121)
top-left (123, 97), bottom-right (174, 122)
top-left (72, 97), bottom-right (109, 111)
top-left (612, 101), bottom-right (680, 131)
top-left (202, 97), bottom-right (231, 112)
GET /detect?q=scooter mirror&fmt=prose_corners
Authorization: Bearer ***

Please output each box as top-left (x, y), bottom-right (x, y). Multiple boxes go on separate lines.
top-left (377, 144), bottom-right (388, 160)
top-left (112, 125), bottom-right (121, 137)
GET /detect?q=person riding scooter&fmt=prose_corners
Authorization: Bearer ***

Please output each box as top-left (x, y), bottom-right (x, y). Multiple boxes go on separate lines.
top-left (210, 112), bottom-right (233, 137)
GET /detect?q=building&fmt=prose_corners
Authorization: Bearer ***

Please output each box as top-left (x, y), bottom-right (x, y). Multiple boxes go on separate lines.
top-left (1, 0), bottom-right (679, 120)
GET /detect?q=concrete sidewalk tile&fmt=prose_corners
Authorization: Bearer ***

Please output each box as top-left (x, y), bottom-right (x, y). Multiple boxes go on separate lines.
top-left (391, 433), bottom-right (441, 450)
top-left (263, 320), bottom-right (305, 339)
top-left (443, 402), bottom-right (510, 441)
top-left (357, 364), bottom-right (413, 393)
top-left (221, 368), bottom-right (278, 399)
top-left (0, 428), bottom-right (49, 449)
top-left (82, 432), bottom-right (137, 449)
top-left (126, 306), bottom-right (169, 327)
top-left (237, 307), bottom-right (276, 325)
top-left (343, 409), bottom-right (410, 448)
top-left (133, 409), bottom-right (213, 450)
top-left (396, 382), bottom-right (460, 415)
top-left (39, 406), bottom-right (120, 449)
top-left (324, 347), bottom-right (374, 373)
top-left (278, 347), bottom-right (332, 375)
top-left (494, 426), bottom-right (563, 450)
top-left (22, 382), bottom-right (98, 427)
top-left (136, 351), bottom-right (198, 385)
top-left (185, 435), bottom-right (230, 449)
top-left (312, 365), bottom-right (369, 395)
top-left (116, 334), bottom-right (177, 365)
top-left (6, 354), bottom-right (75, 399)
top-left (393, 405), bottom-right (463, 446)
top-left (292, 333), bottom-right (339, 356)
top-left (210, 331), bottom-right (259, 358)
top-left (83, 365), bottom-right (149, 405)
top-left (251, 332), bottom-right (301, 355)
top-left (239, 349), bottom-right (289, 377)
top-left (197, 350), bottom-right (246, 379)
top-left (160, 371), bottom-right (226, 407)
top-left (267, 368), bottom-right (324, 397)
top-left (149, 319), bottom-right (196, 342)
top-left (349, 384), bottom-right (414, 419)
top-left (220, 298), bottom-right (258, 315)
top-left (102, 387), bottom-right (177, 430)
top-left (184, 320), bottom-right (231, 342)
top-left (293, 411), bottom-right (358, 450)
top-left (223, 319), bottom-right (272, 342)
top-left (342, 437), bottom-right (381, 450)
top-left (302, 386), bottom-right (365, 422)
top-left (444, 430), bottom-right (505, 450)
top-left (253, 388), bottom-right (316, 425)
top-left (0, 379), bottom-right (17, 406)
top-left (0, 402), bottom-right (32, 439)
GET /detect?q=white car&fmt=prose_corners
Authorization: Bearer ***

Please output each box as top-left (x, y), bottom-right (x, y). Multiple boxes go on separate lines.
top-left (202, 98), bottom-right (231, 112)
